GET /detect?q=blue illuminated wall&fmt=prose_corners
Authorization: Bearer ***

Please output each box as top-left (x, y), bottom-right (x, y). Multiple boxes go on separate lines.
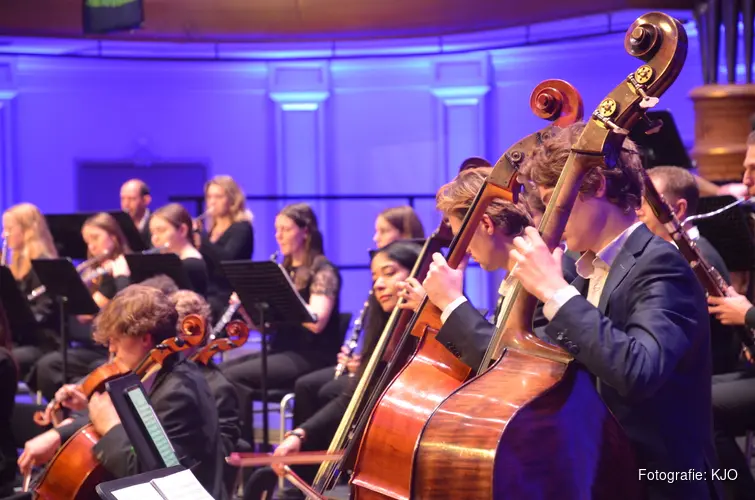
top-left (0, 11), bottom-right (705, 317)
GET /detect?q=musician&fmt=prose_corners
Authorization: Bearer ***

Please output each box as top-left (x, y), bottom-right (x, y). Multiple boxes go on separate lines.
top-left (220, 203), bottom-right (341, 445)
top-left (637, 165), bottom-right (741, 374)
top-left (292, 206), bottom-right (427, 427)
top-left (148, 203), bottom-right (210, 295)
top-left (32, 212), bottom-right (131, 401)
top-left (195, 175), bottom-right (254, 320)
top-left (140, 274), bottom-right (179, 296)
top-left (373, 205), bottom-right (425, 248)
top-left (272, 240), bottom-right (423, 498)
top-left (168, 289), bottom-right (241, 496)
top-left (18, 285), bottom-right (229, 500)
top-left (512, 122), bottom-right (720, 499)
top-left (0, 305), bottom-right (18, 497)
top-left (1, 203), bottom-right (60, 378)
top-left (120, 178), bottom-right (152, 248)
top-left (412, 167), bottom-right (577, 370)
top-left (705, 130), bottom-right (755, 500)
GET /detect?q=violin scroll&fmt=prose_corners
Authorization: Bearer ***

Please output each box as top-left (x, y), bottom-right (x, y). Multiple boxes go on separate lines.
top-left (224, 320), bottom-right (250, 348)
top-left (181, 313), bottom-right (207, 347)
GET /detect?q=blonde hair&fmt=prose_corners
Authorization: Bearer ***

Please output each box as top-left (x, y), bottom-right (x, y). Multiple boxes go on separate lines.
top-left (82, 212), bottom-right (131, 258)
top-left (3, 203), bottom-right (58, 279)
top-left (436, 167), bottom-right (532, 236)
top-left (204, 175), bottom-right (253, 228)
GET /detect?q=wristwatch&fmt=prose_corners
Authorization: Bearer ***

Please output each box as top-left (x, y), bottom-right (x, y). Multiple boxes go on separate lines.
top-left (284, 429), bottom-right (306, 442)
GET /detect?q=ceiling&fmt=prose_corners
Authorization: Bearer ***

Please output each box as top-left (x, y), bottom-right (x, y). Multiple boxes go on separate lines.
top-left (0, 0), bottom-right (695, 43)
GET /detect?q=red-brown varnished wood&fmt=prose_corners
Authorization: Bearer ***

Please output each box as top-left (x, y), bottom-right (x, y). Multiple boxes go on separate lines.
top-left (413, 346), bottom-right (641, 499)
top-left (351, 326), bottom-right (471, 500)
top-left (35, 426), bottom-right (106, 500)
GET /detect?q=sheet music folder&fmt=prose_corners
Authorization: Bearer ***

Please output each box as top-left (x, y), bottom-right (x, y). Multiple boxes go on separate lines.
top-left (0, 266), bottom-right (37, 333)
top-left (95, 465), bottom-right (213, 500)
top-left (220, 260), bottom-right (316, 327)
top-left (30, 258), bottom-right (99, 315)
top-left (125, 254), bottom-right (192, 291)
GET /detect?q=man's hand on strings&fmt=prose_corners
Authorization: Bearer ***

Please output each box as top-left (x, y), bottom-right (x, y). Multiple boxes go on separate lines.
top-left (422, 252), bottom-right (467, 311)
top-left (55, 384), bottom-right (88, 412)
top-left (509, 227), bottom-right (568, 304)
top-left (89, 392), bottom-right (121, 437)
top-left (708, 286), bottom-right (753, 326)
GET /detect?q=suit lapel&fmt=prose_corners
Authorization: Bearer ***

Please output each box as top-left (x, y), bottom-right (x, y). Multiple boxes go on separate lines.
top-left (597, 224), bottom-right (654, 314)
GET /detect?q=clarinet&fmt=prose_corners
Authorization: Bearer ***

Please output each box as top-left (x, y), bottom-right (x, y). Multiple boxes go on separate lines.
top-left (335, 293), bottom-right (371, 378)
top-left (211, 250), bottom-right (280, 336)
top-left (643, 174), bottom-right (755, 362)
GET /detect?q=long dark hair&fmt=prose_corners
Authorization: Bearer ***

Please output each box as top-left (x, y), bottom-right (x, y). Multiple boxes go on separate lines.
top-left (279, 203), bottom-right (325, 290)
top-left (360, 240), bottom-right (423, 365)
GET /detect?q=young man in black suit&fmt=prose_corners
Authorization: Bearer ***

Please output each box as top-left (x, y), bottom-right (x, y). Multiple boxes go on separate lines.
top-left (512, 122), bottom-right (721, 499)
top-left (398, 166), bottom-right (576, 370)
top-left (18, 285), bottom-right (228, 500)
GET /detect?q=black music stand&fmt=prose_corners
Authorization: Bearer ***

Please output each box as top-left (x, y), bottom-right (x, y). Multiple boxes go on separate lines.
top-left (125, 253), bottom-right (193, 290)
top-left (629, 110), bottom-right (693, 170)
top-left (44, 213), bottom-right (90, 261)
top-left (695, 196), bottom-right (755, 273)
top-left (220, 260), bottom-right (316, 451)
top-left (0, 266), bottom-right (37, 334)
top-left (30, 258), bottom-right (99, 384)
top-left (107, 211), bottom-right (147, 252)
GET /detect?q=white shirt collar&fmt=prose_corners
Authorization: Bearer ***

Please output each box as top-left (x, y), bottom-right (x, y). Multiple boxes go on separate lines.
top-left (575, 221), bottom-right (643, 279)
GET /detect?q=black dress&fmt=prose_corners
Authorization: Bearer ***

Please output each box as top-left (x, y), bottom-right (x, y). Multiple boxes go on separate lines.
top-left (199, 221), bottom-right (254, 319)
top-left (0, 348), bottom-right (17, 497)
top-left (14, 270), bottom-right (60, 380)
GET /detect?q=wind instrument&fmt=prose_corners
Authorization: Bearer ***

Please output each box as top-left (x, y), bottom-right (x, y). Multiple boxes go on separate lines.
top-left (335, 294), bottom-right (371, 379)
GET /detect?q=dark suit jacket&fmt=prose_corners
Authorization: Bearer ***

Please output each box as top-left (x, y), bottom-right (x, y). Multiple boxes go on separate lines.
top-left (57, 361), bottom-right (227, 500)
top-left (198, 361), bottom-right (241, 456)
top-left (543, 225), bottom-right (721, 500)
top-left (0, 349), bottom-right (17, 497)
top-left (436, 253), bottom-right (577, 370)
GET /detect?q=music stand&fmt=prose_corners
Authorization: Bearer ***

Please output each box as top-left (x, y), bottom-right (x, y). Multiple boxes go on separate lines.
top-left (125, 254), bottom-right (193, 290)
top-left (695, 196), bottom-right (755, 273)
top-left (30, 258), bottom-right (99, 384)
top-left (95, 465), bottom-right (187, 500)
top-left (44, 213), bottom-right (90, 261)
top-left (629, 110), bottom-right (693, 170)
top-left (107, 211), bottom-right (147, 253)
top-left (0, 266), bottom-right (37, 334)
top-left (220, 260), bottom-right (316, 451)
top-left (106, 373), bottom-right (180, 471)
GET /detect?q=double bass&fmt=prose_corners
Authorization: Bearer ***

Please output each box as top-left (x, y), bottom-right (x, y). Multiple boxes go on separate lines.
top-left (28, 314), bottom-right (207, 500)
top-left (347, 80), bottom-right (584, 500)
top-left (412, 11), bottom-right (687, 499)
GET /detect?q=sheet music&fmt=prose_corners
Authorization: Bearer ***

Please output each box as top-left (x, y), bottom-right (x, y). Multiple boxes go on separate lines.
top-left (150, 469), bottom-right (214, 500)
top-left (111, 482), bottom-right (164, 500)
top-left (126, 387), bottom-right (180, 467)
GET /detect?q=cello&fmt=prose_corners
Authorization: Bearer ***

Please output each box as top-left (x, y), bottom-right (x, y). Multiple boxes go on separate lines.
top-left (190, 319), bottom-right (250, 365)
top-left (412, 11), bottom-right (687, 499)
top-left (347, 79), bottom-right (584, 500)
top-left (27, 314), bottom-right (206, 500)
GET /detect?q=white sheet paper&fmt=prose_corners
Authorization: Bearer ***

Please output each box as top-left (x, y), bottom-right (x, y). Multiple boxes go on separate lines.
top-left (150, 469), bottom-right (214, 500)
top-left (111, 482), bottom-right (164, 500)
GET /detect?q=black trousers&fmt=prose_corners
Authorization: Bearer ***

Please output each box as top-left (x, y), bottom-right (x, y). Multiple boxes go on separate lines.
top-left (13, 345), bottom-right (45, 383)
top-left (220, 350), bottom-right (328, 446)
top-left (31, 347), bottom-right (108, 402)
top-left (712, 370), bottom-right (755, 500)
top-left (292, 366), bottom-right (350, 429)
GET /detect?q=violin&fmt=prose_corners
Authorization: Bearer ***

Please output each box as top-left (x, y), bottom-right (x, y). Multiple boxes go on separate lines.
top-left (412, 12), bottom-right (687, 499)
top-left (190, 319), bottom-right (249, 365)
top-left (27, 314), bottom-right (207, 500)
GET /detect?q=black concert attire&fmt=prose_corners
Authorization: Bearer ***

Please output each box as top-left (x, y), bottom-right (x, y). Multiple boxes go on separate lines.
top-left (220, 256), bottom-right (341, 445)
top-left (136, 210), bottom-right (152, 249)
top-left (31, 273), bottom-right (126, 401)
top-left (199, 221), bottom-right (254, 320)
top-left (55, 359), bottom-right (228, 499)
top-left (14, 270), bottom-right (60, 380)
top-left (0, 348), bottom-right (18, 497)
top-left (197, 360), bottom-right (241, 497)
top-left (182, 256), bottom-right (210, 296)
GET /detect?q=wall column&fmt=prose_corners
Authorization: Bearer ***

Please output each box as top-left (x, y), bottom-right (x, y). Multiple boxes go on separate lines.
top-left (268, 62), bottom-right (332, 244)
